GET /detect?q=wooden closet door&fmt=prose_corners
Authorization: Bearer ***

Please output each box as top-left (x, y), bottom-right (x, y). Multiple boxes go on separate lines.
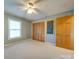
top-left (56, 16), bottom-right (72, 49)
top-left (38, 22), bottom-right (41, 41)
top-left (32, 24), bottom-right (35, 40)
top-left (56, 18), bottom-right (63, 47)
top-left (36, 23), bottom-right (38, 40)
top-left (39, 22), bottom-right (42, 41)
top-left (38, 22), bottom-right (45, 42)
top-left (33, 23), bottom-right (37, 40)
top-left (41, 22), bottom-right (45, 42)
top-left (62, 16), bottom-right (71, 49)
top-left (32, 22), bottom-right (45, 42)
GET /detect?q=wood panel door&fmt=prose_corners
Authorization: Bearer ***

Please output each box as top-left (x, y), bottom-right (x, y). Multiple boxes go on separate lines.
top-left (41, 22), bottom-right (45, 42)
top-left (56, 16), bottom-right (73, 49)
top-left (32, 22), bottom-right (45, 42)
top-left (32, 23), bottom-right (37, 40)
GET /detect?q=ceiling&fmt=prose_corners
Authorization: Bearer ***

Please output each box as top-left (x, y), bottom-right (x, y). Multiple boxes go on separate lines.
top-left (4, 0), bottom-right (74, 21)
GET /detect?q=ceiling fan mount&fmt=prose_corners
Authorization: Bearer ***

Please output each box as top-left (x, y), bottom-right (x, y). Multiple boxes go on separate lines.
top-left (28, 2), bottom-right (34, 6)
top-left (26, 2), bottom-right (35, 9)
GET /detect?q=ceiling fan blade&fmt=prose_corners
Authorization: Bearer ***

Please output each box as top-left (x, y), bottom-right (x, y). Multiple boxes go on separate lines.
top-left (34, 8), bottom-right (44, 14)
top-left (33, 9), bottom-right (38, 14)
top-left (9, 1), bottom-right (24, 6)
top-left (34, 0), bottom-right (43, 3)
top-left (27, 0), bottom-right (43, 4)
top-left (11, 3), bottom-right (25, 6)
top-left (23, 0), bottom-right (29, 3)
top-left (10, 0), bottom-right (29, 6)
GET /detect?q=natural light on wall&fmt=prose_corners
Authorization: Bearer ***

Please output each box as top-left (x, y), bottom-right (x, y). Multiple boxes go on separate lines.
top-left (8, 19), bottom-right (21, 39)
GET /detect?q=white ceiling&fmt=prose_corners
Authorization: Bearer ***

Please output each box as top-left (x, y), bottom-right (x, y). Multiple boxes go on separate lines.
top-left (4, 0), bottom-right (74, 21)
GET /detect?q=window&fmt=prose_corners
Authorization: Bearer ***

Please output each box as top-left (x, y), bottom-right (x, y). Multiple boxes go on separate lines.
top-left (8, 19), bottom-right (21, 39)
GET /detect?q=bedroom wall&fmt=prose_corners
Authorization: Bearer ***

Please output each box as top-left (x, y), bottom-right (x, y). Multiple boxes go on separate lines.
top-left (4, 13), bottom-right (32, 43)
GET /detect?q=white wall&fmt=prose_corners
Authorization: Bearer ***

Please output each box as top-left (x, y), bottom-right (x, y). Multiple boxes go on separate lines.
top-left (4, 13), bottom-right (32, 43)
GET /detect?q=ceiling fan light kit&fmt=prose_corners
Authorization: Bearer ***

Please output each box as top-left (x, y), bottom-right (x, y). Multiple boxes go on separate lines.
top-left (24, 2), bottom-right (36, 14)
top-left (27, 8), bottom-right (34, 14)
top-left (22, 0), bottom-right (41, 14)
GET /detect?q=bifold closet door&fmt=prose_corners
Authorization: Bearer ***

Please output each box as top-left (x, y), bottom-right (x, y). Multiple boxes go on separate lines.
top-left (56, 16), bottom-right (73, 49)
top-left (40, 22), bottom-right (45, 42)
top-left (32, 22), bottom-right (45, 42)
top-left (32, 23), bottom-right (37, 40)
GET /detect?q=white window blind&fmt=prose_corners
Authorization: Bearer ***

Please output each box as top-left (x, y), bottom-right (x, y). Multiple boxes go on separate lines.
top-left (8, 19), bottom-right (21, 39)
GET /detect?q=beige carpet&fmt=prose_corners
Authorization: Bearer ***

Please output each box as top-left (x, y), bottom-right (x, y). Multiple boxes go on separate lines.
top-left (4, 40), bottom-right (74, 59)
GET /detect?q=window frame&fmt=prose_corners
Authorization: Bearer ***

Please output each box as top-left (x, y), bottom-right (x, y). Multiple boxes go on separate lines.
top-left (8, 18), bottom-right (22, 40)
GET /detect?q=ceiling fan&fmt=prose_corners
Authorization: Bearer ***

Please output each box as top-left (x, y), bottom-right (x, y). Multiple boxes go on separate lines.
top-left (12, 0), bottom-right (43, 14)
